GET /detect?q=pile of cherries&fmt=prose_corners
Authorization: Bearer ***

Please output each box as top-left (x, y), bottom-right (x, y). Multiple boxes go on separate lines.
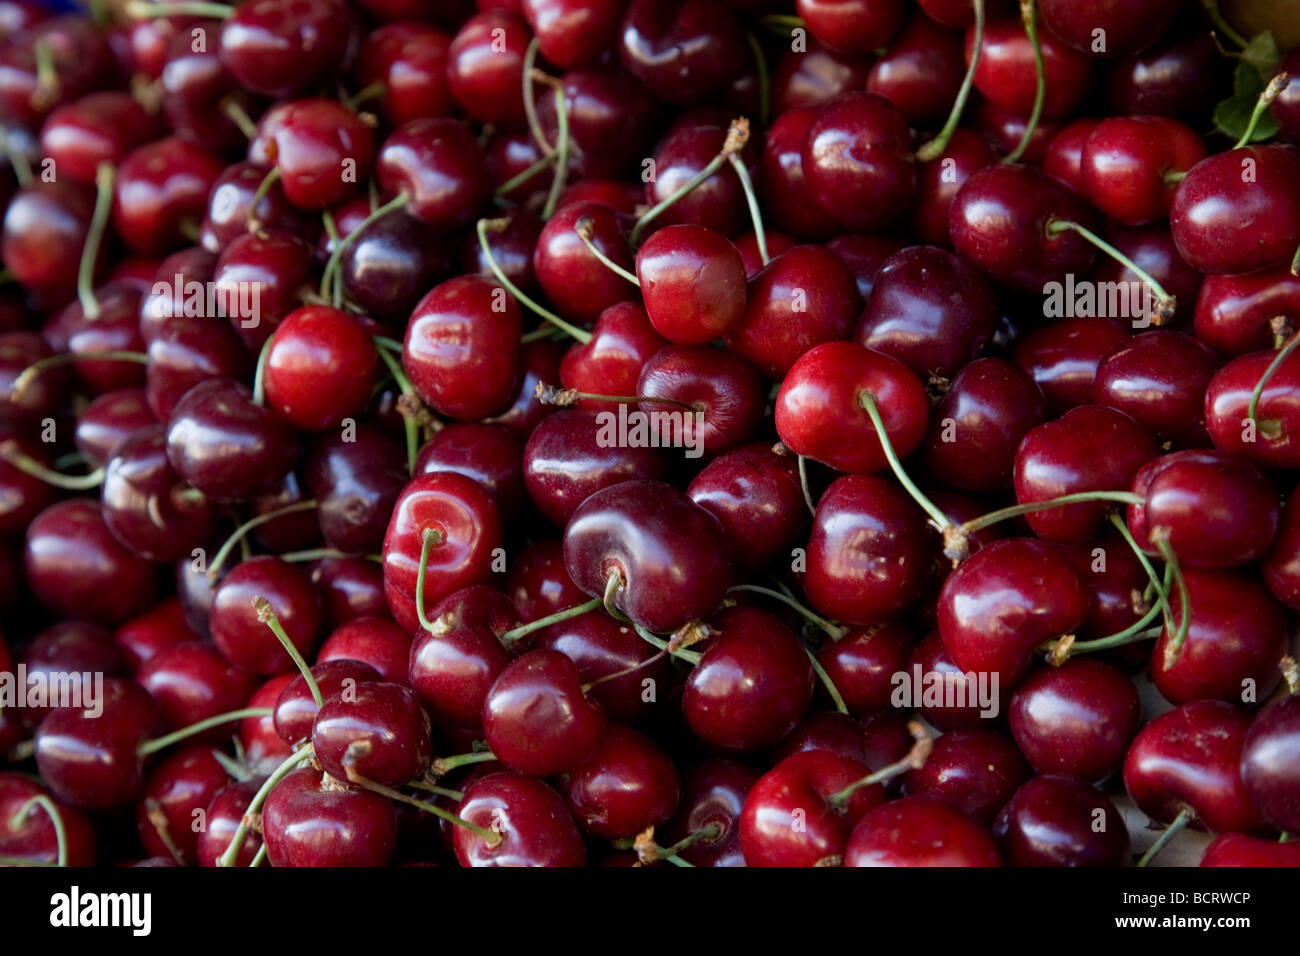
top-left (2, 0), bottom-right (1300, 868)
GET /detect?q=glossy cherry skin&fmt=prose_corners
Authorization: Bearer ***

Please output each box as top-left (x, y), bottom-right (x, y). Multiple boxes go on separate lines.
top-left (201, 162), bottom-right (312, 255)
top-left (403, 275), bottom-right (522, 422)
top-left (993, 774), bottom-right (1130, 867)
top-left (559, 303), bottom-right (666, 411)
top-left (218, 0), bottom-right (350, 98)
top-left (461, 206), bottom-right (540, 297)
top-left (1201, 833), bottom-right (1300, 867)
top-left (262, 767), bottom-right (398, 867)
top-left (136, 641), bottom-right (256, 740)
top-left (636, 344), bottom-right (764, 455)
top-left (409, 585), bottom-right (515, 729)
top-left (39, 91), bottom-right (157, 185)
top-left (354, 22), bottom-right (453, 127)
top-left (938, 538), bottom-right (1089, 687)
top-left (159, 23), bottom-right (259, 152)
top-left (1205, 350), bottom-right (1300, 471)
top-left (1194, 264), bottom-right (1300, 357)
top-left (686, 442), bottom-right (806, 572)
top-left (866, 10), bottom-right (963, 125)
top-left (1065, 522), bottom-right (1151, 642)
top-left (969, 13), bottom-right (1092, 119)
top-left (507, 540), bottom-right (586, 625)
top-left (376, 118), bottom-right (492, 230)
top-left (805, 473), bottom-right (934, 625)
top-left (304, 426), bottom-right (406, 555)
top-left (739, 749), bottom-right (884, 867)
top-left (796, 0), bottom-right (900, 54)
top-left (165, 378), bottom-right (298, 502)
top-left (1150, 570), bottom-right (1287, 707)
top-left (663, 758), bottom-right (757, 867)
top-left (776, 341), bottom-right (929, 474)
top-left (1080, 116), bottom-right (1205, 226)
top-left (1092, 331), bottom-right (1217, 446)
top-left (1171, 146), bottom-right (1300, 275)
top-left (634, 225), bottom-right (746, 346)
top-left (1013, 405), bottom-right (1157, 543)
top-left (760, 107), bottom-right (838, 241)
top-left (209, 556), bottom-right (322, 676)
top-left (114, 597), bottom-right (197, 673)
top-left (725, 244), bottom-right (862, 381)
top-left (523, 409), bottom-right (666, 527)
top-left (134, 744), bottom-right (230, 865)
top-left (316, 617), bottom-right (411, 687)
top-left (559, 723), bottom-right (679, 839)
top-left (642, 118), bottom-right (759, 237)
top-left (1013, 317), bottom-right (1131, 416)
top-left (342, 211), bottom-right (448, 324)
top-left (534, 201), bottom-right (637, 326)
top-left (261, 306), bottom-right (377, 432)
top-left (563, 479), bottom-right (731, 634)
top-left (196, 777), bottom-right (265, 867)
top-left (34, 678), bottom-right (164, 810)
top-left (1009, 659), bottom-right (1140, 783)
top-left (802, 92), bottom-right (915, 232)
top-left (446, 10), bottom-right (528, 125)
top-left (683, 605), bottom-right (814, 751)
top-left (312, 556), bottom-right (390, 630)
top-left (111, 136), bottom-right (225, 257)
top-left (482, 649), bottom-right (606, 777)
top-left (1240, 694), bottom-right (1300, 834)
top-left (0, 775), bottom-right (97, 866)
top-left (810, 622), bottom-right (908, 719)
top-left (16, 620), bottom-right (124, 729)
top-left (274, 660), bottom-right (382, 747)
top-left (381, 472), bottom-right (504, 635)
top-left (145, 311), bottom-right (250, 422)
top-left (949, 163), bottom-right (1096, 293)
top-left (0, 16), bottom-right (113, 128)
top-left (415, 423), bottom-right (525, 519)
top-left (269, 99), bottom-right (375, 211)
top-left (535, 67), bottom-right (661, 182)
top-left (855, 245), bottom-right (998, 380)
top-left (43, 283), bottom-right (146, 394)
top-left (312, 681), bottom-right (431, 787)
top-left (911, 128), bottom-right (997, 248)
top-left (1, 181), bottom-right (95, 301)
top-left (1263, 488), bottom-right (1300, 610)
top-left (24, 499), bottom-right (159, 625)
top-left (1040, 0), bottom-right (1180, 58)
top-left (846, 796), bottom-right (1001, 867)
top-left (618, 0), bottom-right (747, 103)
top-left (214, 228), bottom-right (318, 351)
top-left (903, 728), bottom-right (1030, 827)
top-left (454, 771), bottom-right (587, 867)
top-left (0, 435), bottom-right (58, 535)
top-left (1125, 700), bottom-right (1266, 835)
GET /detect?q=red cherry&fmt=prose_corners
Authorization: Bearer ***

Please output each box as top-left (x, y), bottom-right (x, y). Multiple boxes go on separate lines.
top-left (454, 771), bottom-right (586, 867)
top-left (845, 796), bottom-right (1001, 867)
top-left (903, 728), bottom-right (1030, 827)
top-left (219, 0), bottom-right (351, 98)
top-left (262, 766), bottom-right (397, 867)
top-left (312, 681), bottom-right (432, 787)
top-left (993, 774), bottom-right (1130, 867)
top-left (409, 585), bottom-right (515, 729)
top-left (1080, 116), bottom-right (1205, 226)
top-left (263, 306), bottom-right (378, 432)
top-left (635, 224), bottom-right (746, 345)
top-left (375, 118), bottom-right (492, 230)
top-left (209, 555), bottom-right (321, 675)
top-left (559, 723), bottom-right (679, 839)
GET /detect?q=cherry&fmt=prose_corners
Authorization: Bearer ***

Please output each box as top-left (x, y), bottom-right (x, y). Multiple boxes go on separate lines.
top-left (760, 107), bottom-right (839, 242)
top-left (642, 119), bottom-right (758, 237)
top-left (796, 0), bottom-right (900, 54)
top-left (16, 620), bottom-right (123, 728)
top-left (867, 11), bottom-right (964, 126)
top-left (24, 498), bottom-right (159, 625)
top-left (811, 621), bottom-right (909, 718)
top-left (274, 659), bottom-right (382, 746)
top-left (1205, 349), bottom-right (1300, 471)
top-left (507, 539), bottom-right (586, 624)
top-left (1201, 833), bottom-right (1300, 867)
top-left (213, 228), bottom-right (317, 351)
top-left (409, 585), bottom-right (515, 729)
top-left (618, 0), bottom-right (747, 103)
top-left (969, 11), bottom-right (1092, 119)
top-left (375, 118), bottom-right (492, 230)
top-left (0, 435), bottom-right (58, 535)
top-left (0, 15), bottom-right (113, 128)
top-left (771, 38), bottom-right (872, 115)
top-left (263, 305), bottom-right (378, 432)
top-left (268, 99), bottom-right (376, 211)
top-left (1080, 116), bottom-right (1204, 226)
top-left (1013, 317), bottom-right (1131, 416)
top-left (1124, 700), bottom-right (1265, 840)
top-left (993, 774), bottom-right (1130, 867)
top-left (1240, 692), bottom-right (1300, 834)
top-left (725, 244), bottom-right (861, 381)
top-left (134, 743), bottom-right (229, 865)
top-left (354, 22), bottom-right (453, 127)
top-left (209, 555), bottom-right (322, 675)
top-left (42, 283), bottom-right (147, 394)
top-left (534, 201), bottom-right (636, 325)
top-left (316, 617), bottom-right (411, 686)
top-left (1105, 27), bottom-right (1223, 119)
top-left (846, 796), bottom-right (1001, 867)
top-left (454, 771), bottom-right (586, 867)
top-left (219, 0), bottom-right (351, 98)
top-left (773, 711), bottom-right (870, 767)
top-left (1, 181), bottom-right (95, 301)
top-left (1009, 658), bottom-right (1139, 782)
top-left (34, 677), bottom-right (163, 810)
top-left (1196, 265), bottom-right (1300, 358)
top-left (911, 128), bottom-right (997, 249)
top-left (415, 423), bottom-right (525, 518)
top-left (482, 648), bottom-right (606, 776)
top-left (633, 224), bottom-right (746, 346)
top-left (312, 680), bottom-right (431, 787)
top-left (559, 302), bottom-right (667, 410)
top-left (1093, 331), bottom-right (1217, 446)
top-left (196, 777), bottom-right (265, 866)
top-left (903, 727), bottom-right (1030, 827)
top-left (342, 210), bottom-right (448, 323)
top-left (39, 91), bottom-right (157, 186)
top-left (114, 597), bottom-right (198, 673)
top-left (136, 640), bottom-right (256, 741)
top-left (802, 92), bottom-right (915, 232)
top-left (262, 766), bottom-right (398, 867)
top-left (634, 344), bottom-right (764, 455)
top-left (775, 340), bottom-right (929, 474)
top-left (559, 723), bottom-right (678, 839)
top-left (381, 472), bottom-right (504, 635)
top-left (446, 10), bottom-right (528, 125)
top-left (535, 67), bottom-right (661, 181)
top-left (462, 207), bottom-right (539, 296)
top-left (0, 774), bottom-right (97, 866)
top-left (1150, 570), bottom-right (1287, 707)
top-left (159, 22), bottom-right (259, 153)
top-left (204, 153), bottom-right (318, 248)
top-left (112, 136), bottom-right (225, 257)
top-left (312, 555), bottom-right (390, 629)
top-left (165, 378), bottom-right (298, 501)
top-left (938, 537), bottom-right (1089, 686)
top-left (663, 758), bottom-right (756, 867)
top-left (140, 247), bottom-right (217, 339)
top-left (563, 479), bottom-right (732, 634)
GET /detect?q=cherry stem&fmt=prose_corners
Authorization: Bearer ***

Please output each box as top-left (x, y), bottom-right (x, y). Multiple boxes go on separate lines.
top-left (251, 333), bottom-right (273, 406)
top-left (918, 0), bottom-right (984, 162)
top-left (221, 98), bottom-right (257, 139)
top-left (494, 152), bottom-right (555, 198)
top-left (322, 191), bottom-right (410, 307)
top-left (476, 218), bottom-right (592, 344)
top-left (1234, 72), bottom-right (1289, 149)
top-left (956, 490), bottom-right (1146, 539)
top-left (1153, 533), bottom-right (1191, 668)
top-left (1042, 604), bottom-right (1162, 663)
top-left (539, 76), bottom-right (569, 220)
top-left (252, 596), bottom-right (322, 708)
top-left (206, 499), bottom-right (318, 582)
top-left (624, 822), bottom-right (722, 864)
top-left (728, 154), bottom-right (769, 267)
top-left (1136, 805), bottom-right (1193, 867)
top-left (210, 748), bottom-right (253, 782)
top-left (217, 745), bottom-right (312, 867)
top-left (630, 118), bottom-right (750, 248)
top-left (77, 163), bottom-right (116, 321)
top-left (414, 527), bottom-right (446, 635)
top-left (12, 350), bottom-right (147, 401)
top-left (1107, 511), bottom-right (1177, 633)
top-left (407, 780), bottom-right (465, 801)
top-left (137, 707), bottom-right (273, 757)
top-left (859, 391), bottom-right (953, 531)
top-left (0, 446), bottom-right (103, 490)
top-left (1, 126), bottom-right (33, 189)
top-left (759, 13), bottom-right (804, 33)
top-left (806, 647), bottom-right (849, 715)
top-left (727, 584), bottom-right (845, 640)
top-left (797, 454), bottom-right (816, 516)
top-left (276, 547), bottom-right (358, 564)
top-left (1045, 219), bottom-right (1176, 321)
top-left (630, 622), bottom-right (703, 666)
top-left (1282, 656), bottom-right (1300, 696)
top-left (533, 381), bottom-right (695, 413)
top-left (341, 754), bottom-right (501, 845)
top-left (431, 750), bottom-right (497, 775)
top-left (143, 796), bottom-right (185, 865)
top-left (126, 0), bottom-right (232, 18)
top-left (245, 165), bottom-right (281, 234)
top-left (1002, 0), bottom-right (1044, 165)
top-left (1200, 0), bottom-right (1248, 48)
top-left (346, 81), bottom-right (385, 111)
top-left (373, 344), bottom-right (421, 475)
top-left (521, 38), bottom-right (553, 157)
top-left (746, 33), bottom-right (771, 129)
top-left (574, 217), bottom-right (639, 285)
top-left (32, 38), bottom-right (58, 108)
top-left (248, 842), bottom-right (267, 867)
top-left (601, 568), bottom-right (629, 623)
top-left (827, 722), bottom-right (932, 811)
top-left (1247, 328), bottom-right (1300, 436)
top-left (497, 596), bottom-right (602, 646)
top-left (10, 795), bottom-right (67, 867)
top-left (582, 650), bottom-right (666, 694)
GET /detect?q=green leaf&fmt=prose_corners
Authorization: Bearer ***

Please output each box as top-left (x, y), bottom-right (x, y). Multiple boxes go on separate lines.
top-left (1239, 30), bottom-right (1281, 77)
top-left (1213, 60), bottom-right (1280, 143)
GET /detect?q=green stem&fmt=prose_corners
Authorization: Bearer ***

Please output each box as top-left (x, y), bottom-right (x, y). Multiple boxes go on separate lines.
top-left (126, 0), bottom-right (232, 17)
top-left (918, 0), bottom-right (984, 162)
top-left (77, 163), bottom-right (116, 320)
top-left (251, 333), bottom-right (273, 406)
top-left (414, 527), bottom-right (445, 635)
top-left (342, 763), bottom-right (501, 844)
top-left (432, 750), bottom-right (498, 774)
top-left (960, 491), bottom-right (1147, 537)
top-left (206, 499), bottom-right (318, 582)
top-left (1046, 219), bottom-right (1176, 321)
top-left (574, 217), bottom-right (639, 285)
top-left (245, 165), bottom-right (281, 233)
top-left (249, 842), bottom-right (268, 867)
top-left (322, 192), bottom-right (410, 307)
top-left (1153, 534), bottom-right (1191, 667)
top-left (1200, 0), bottom-right (1248, 48)
top-left (1137, 806), bottom-right (1193, 867)
top-left (827, 724), bottom-right (931, 810)
top-left (10, 795), bottom-right (67, 866)
top-left (630, 119), bottom-right (749, 248)
top-left (540, 79), bottom-right (569, 220)
top-left (346, 81), bottom-right (385, 111)
top-left (521, 38), bottom-right (553, 157)
top-left (807, 648), bottom-right (849, 715)
top-left (1046, 609), bottom-right (1162, 660)
top-left (1248, 329), bottom-right (1300, 434)
top-left (747, 33), bottom-right (771, 129)
top-left (497, 597), bottom-right (602, 645)
top-left (137, 707), bottom-right (273, 757)
top-left (476, 219), bottom-right (592, 343)
top-left (728, 153), bottom-right (768, 267)
top-left (276, 548), bottom-right (353, 564)
top-left (1002, 0), bottom-right (1044, 165)
top-left (217, 746), bottom-right (311, 867)
top-left (1108, 512), bottom-right (1176, 632)
top-left (221, 98), bottom-right (258, 140)
top-left (374, 345), bottom-right (420, 475)
top-left (11, 350), bottom-right (148, 399)
top-left (859, 391), bottom-right (953, 530)
top-left (759, 13), bottom-right (805, 32)
top-left (631, 622), bottom-right (702, 666)
top-left (727, 584), bottom-right (845, 640)
top-left (407, 781), bottom-right (465, 801)
top-left (253, 597), bottom-right (322, 707)
top-left (0, 447), bottom-right (103, 490)
top-left (797, 454), bottom-right (816, 516)
top-left (1233, 71), bottom-right (1290, 149)
top-left (494, 152), bottom-right (555, 198)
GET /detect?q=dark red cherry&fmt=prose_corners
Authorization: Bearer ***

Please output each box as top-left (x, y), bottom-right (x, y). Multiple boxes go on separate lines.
top-left (219, 0), bottom-right (350, 98)
top-left (846, 796), bottom-right (1001, 867)
top-left (34, 678), bottom-right (163, 810)
top-left (274, 659), bottom-right (382, 746)
top-left (563, 479), bottom-right (731, 634)
top-left (635, 224), bottom-right (746, 346)
top-left (454, 771), bottom-right (586, 867)
top-left (0, 435), bottom-right (58, 535)
top-left (643, 120), bottom-right (758, 236)
top-left (911, 128), bottom-right (997, 248)
top-left (16, 620), bottom-right (123, 728)
top-left (409, 585), bottom-right (515, 729)
top-left (534, 201), bottom-right (636, 326)
top-left (797, 0), bottom-right (901, 54)
top-left (1, 181), bottom-right (94, 300)
top-left (146, 316), bottom-right (249, 424)
top-left (1263, 487), bottom-right (1300, 610)
top-left (802, 92), bottom-right (915, 232)
top-left (114, 598), bottom-right (199, 674)
top-left (262, 766), bottom-right (398, 867)
top-left (814, 621), bottom-right (912, 718)
top-left (559, 302), bottom-right (668, 411)
top-left (263, 306), bottom-right (377, 432)
top-left (559, 723), bottom-right (679, 839)
top-left (209, 555), bottom-right (322, 675)
top-left (1240, 694), bottom-right (1300, 834)
top-left (0, 774), bottom-right (97, 866)
top-left (535, 67), bottom-right (661, 181)
top-left (1105, 27), bottom-right (1223, 119)
top-left (312, 555), bottom-right (390, 629)
top-left (376, 118), bottom-right (492, 230)
top-left (772, 38), bottom-right (872, 115)
top-left (317, 617), bottom-right (412, 686)
top-left (1013, 317), bottom-right (1130, 416)
top-left (0, 16), bottom-right (113, 128)
top-left (73, 388), bottom-right (156, 467)
top-left (137, 641), bottom-right (255, 742)
top-left (683, 605), bottom-right (815, 751)
top-left (112, 136), bottom-right (225, 257)
top-left (636, 344), bottom-right (764, 455)
top-left (25, 499), bottom-right (158, 625)
top-left (446, 10), bottom-right (528, 125)
top-left (866, 11), bottom-right (963, 126)
top-left (461, 206), bottom-right (539, 297)
top-left (760, 107), bottom-right (838, 242)
top-left (213, 228), bottom-right (317, 351)
top-left (1201, 833), bottom-right (1300, 867)
top-left (415, 423), bottom-right (525, 519)
top-left (1039, 0), bottom-right (1180, 58)
top-left (938, 538), bottom-right (1089, 686)
top-left (1093, 331), bottom-right (1217, 446)
top-left (1080, 116), bottom-right (1205, 226)
top-left (663, 758), bottom-right (756, 867)
top-left (487, 338), bottom-right (565, 437)
top-left (312, 681), bottom-right (431, 787)
top-left (1194, 264), bottom-right (1300, 358)
top-left (342, 210), bottom-right (448, 324)
top-left (903, 728), bottom-right (1030, 827)
top-left (1205, 350), bottom-right (1300, 471)
top-left (993, 774), bottom-right (1130, 867)
top-left (39, 91), bottom-right (157, 185)
top-left (969, 13), bottom-right (1092, 119)
top-left (196, 777), bottom-right (264, 867)
top-left (618, 0), bottom-right (747, 103)
top-left (159, 22), bottom-right (258, 152)
top-left (507, 539), bottom-right (586, 624)
top-left (482, 648), bottom-right (606, 776)
top-left (354, 22), bottom-right (453, 127)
